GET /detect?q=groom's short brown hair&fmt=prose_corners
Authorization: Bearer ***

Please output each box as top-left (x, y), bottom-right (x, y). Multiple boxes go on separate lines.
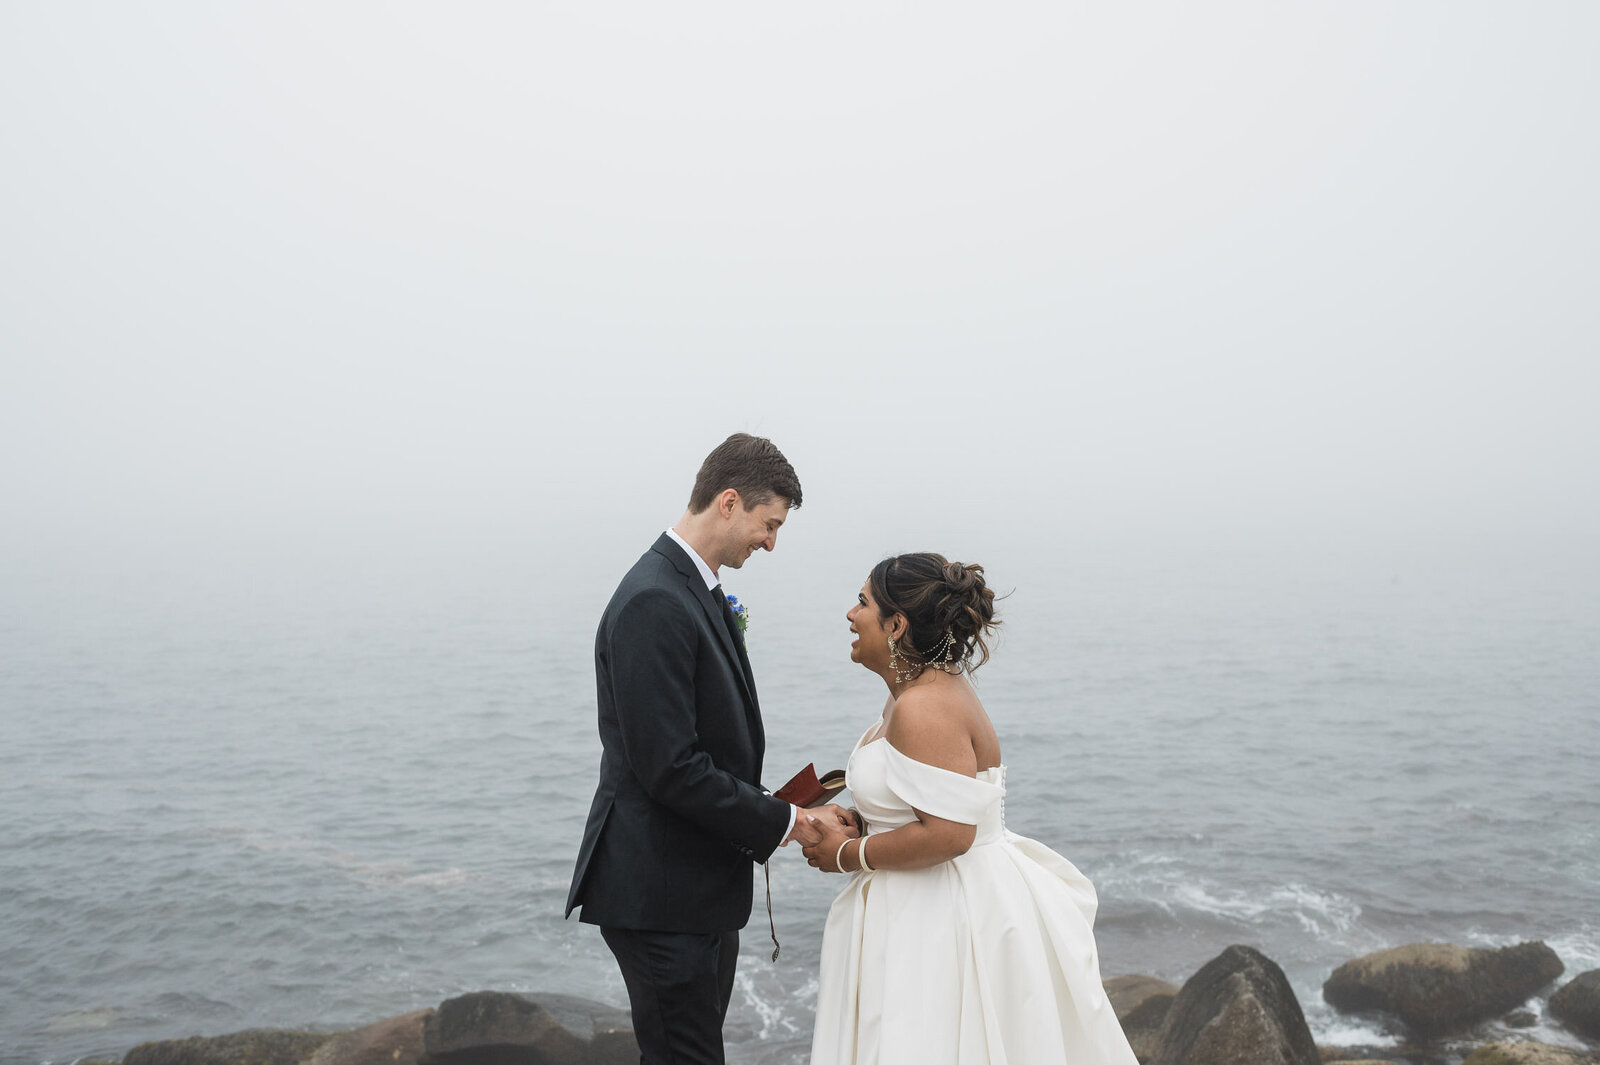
top-left (688, 433), bottom-right (803, 514)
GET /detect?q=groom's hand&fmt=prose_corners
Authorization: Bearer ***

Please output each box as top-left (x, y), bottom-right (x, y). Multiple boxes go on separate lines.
top-left (783, 806), bottom-right (823, 847)
top-left (797, 804), bottom-right (861, 868)
top-left (812, 804), bottom-right (860, 837)
top-left (783, 803), bottom-right (860, 847)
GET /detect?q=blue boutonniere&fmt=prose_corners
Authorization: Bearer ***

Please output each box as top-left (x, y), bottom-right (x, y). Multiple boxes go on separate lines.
top-left (726, 594), bottom-right (749, 634)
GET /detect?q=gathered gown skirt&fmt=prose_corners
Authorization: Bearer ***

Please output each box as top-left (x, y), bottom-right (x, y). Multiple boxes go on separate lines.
top-left (808, 735), bottom-right (1140, 1065)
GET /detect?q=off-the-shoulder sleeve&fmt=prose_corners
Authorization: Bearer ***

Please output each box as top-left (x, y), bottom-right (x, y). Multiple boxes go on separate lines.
top-left (882, 742), bottom-right (1003, 825)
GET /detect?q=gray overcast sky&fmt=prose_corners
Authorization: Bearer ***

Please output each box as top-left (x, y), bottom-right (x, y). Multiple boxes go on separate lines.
top-left (3, 5), bottom-right (1596, 602)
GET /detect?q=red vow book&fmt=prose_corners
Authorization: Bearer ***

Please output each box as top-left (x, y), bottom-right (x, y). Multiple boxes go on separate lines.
top-left (775, 763), bottom-right (847, 808)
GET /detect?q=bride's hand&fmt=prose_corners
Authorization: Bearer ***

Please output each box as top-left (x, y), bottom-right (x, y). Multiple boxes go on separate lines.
top-left (801, 812), bottom-right (859, 872)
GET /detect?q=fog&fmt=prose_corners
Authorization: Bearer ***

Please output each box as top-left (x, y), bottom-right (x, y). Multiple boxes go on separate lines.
top-left (3, 5), bottom-right (1596, 619)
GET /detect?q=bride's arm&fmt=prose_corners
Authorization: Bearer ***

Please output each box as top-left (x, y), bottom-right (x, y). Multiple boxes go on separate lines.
top-left (806, 689), bottom-right (978, 873)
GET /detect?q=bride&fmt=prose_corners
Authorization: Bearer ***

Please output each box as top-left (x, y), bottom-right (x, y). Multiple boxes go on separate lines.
top-left (798, 553), bottom-right (1139, 1065)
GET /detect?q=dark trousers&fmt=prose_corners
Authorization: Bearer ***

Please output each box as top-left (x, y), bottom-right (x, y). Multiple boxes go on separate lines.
top-left (601, 926), bottom-right (740, 1065)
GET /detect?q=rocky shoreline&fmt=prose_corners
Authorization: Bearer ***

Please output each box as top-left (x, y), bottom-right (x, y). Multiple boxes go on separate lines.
top-left (82, 941), bottom-right (1600, 1065)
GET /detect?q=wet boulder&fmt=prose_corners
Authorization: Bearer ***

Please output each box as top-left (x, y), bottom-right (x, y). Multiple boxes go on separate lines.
top-left (420, 991), bottom-right (636, 1065)
top-left (1105, 974), bottom-right (1180, 1062)
top-left (1550, 969), bottom-right (1600, 1040)
top-left (1150, 944), bottom-right (1320, 1065)
top-left (1322, 942), bottom-right (1564, 1038)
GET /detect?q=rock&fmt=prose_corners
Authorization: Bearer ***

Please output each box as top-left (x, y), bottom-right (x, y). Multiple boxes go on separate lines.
top-left (1506, 1010), bottom-right (1539, 1028)
top-left (1105, 975), bottom-right (1180, 1062)
top-left (1322, 941), bottom-right (1565, 1037)
top-left (1463, 1042), bottom-right (1600, 1065)
top-left (123, 1030), bottom-right (334, 1065)
top-left (1107, 974), bottom-right (1182, 1029)
top-left (1150, 945), bottom-right (1320, 1065)
top-left (1551, 969), bottom-right (1600, 1039)
top-left (421, 991), bottom-right (636, 1065)
top-left (308, 1009), bottom-right (433, 1065)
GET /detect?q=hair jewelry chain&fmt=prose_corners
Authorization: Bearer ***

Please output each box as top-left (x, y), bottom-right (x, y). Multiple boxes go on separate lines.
top-left (888, 629), bottom-right (962, 683)
top-left (922, 628), bottom-right (960, 673)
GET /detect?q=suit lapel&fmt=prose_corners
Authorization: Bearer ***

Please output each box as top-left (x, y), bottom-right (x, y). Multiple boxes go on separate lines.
top-left (653, 535), bottom-right (761, 718)
top-left (697, 581), bottom-right (760, 718)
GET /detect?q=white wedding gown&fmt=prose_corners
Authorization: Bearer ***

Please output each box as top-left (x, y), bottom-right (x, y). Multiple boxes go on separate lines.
top-left (809, 727), bottom-right (1140, 1065)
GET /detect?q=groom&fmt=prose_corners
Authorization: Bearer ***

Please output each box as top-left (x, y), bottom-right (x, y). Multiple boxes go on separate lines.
top-left (566, 433), bottom-right (814, 1065)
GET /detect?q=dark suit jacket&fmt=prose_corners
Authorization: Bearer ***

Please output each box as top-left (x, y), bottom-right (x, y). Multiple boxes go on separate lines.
top-left (566, 533), bottom-right (792, 932)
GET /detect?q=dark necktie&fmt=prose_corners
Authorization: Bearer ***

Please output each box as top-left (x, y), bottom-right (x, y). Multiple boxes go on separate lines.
top-left (711, 584), bottom-right (741, 642)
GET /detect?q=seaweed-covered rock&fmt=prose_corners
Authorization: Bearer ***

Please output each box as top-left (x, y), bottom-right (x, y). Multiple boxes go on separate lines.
top-left (1462, 1042), bottom-right (1600, 1065)
top-left (123, 1030), bottom-right (333, 1065)
top-left (421, 991), bottom-right (635, 1065)
top-left (1105, 975), bottom-right (1180, 1062)
top-left (1550, 969), bottom-right (1600, 1040)
top-left (1323, 942), bottom-right (1564, 1037)
top-left (1151, 945), bottom-right (1320, 1065)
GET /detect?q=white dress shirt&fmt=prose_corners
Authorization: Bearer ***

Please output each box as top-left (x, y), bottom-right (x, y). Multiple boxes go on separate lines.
top-left (666, 527), bottom-right (719, 592)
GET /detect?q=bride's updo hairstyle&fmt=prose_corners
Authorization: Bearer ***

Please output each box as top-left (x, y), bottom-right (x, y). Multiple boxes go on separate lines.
top-left (869, 553), bottom-right (1001, 674)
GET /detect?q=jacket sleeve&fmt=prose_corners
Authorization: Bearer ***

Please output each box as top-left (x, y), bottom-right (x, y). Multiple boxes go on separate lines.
top-left (606, 587), bottom-right (790, 861)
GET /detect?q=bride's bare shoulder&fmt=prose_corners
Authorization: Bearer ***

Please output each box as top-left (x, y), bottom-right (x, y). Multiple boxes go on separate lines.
top-left (886, 683), bottom-right (979, 776)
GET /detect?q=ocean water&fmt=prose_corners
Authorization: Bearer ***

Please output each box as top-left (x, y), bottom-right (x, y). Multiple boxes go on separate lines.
top-left (2, 554), bottom-right (1597, 1064)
